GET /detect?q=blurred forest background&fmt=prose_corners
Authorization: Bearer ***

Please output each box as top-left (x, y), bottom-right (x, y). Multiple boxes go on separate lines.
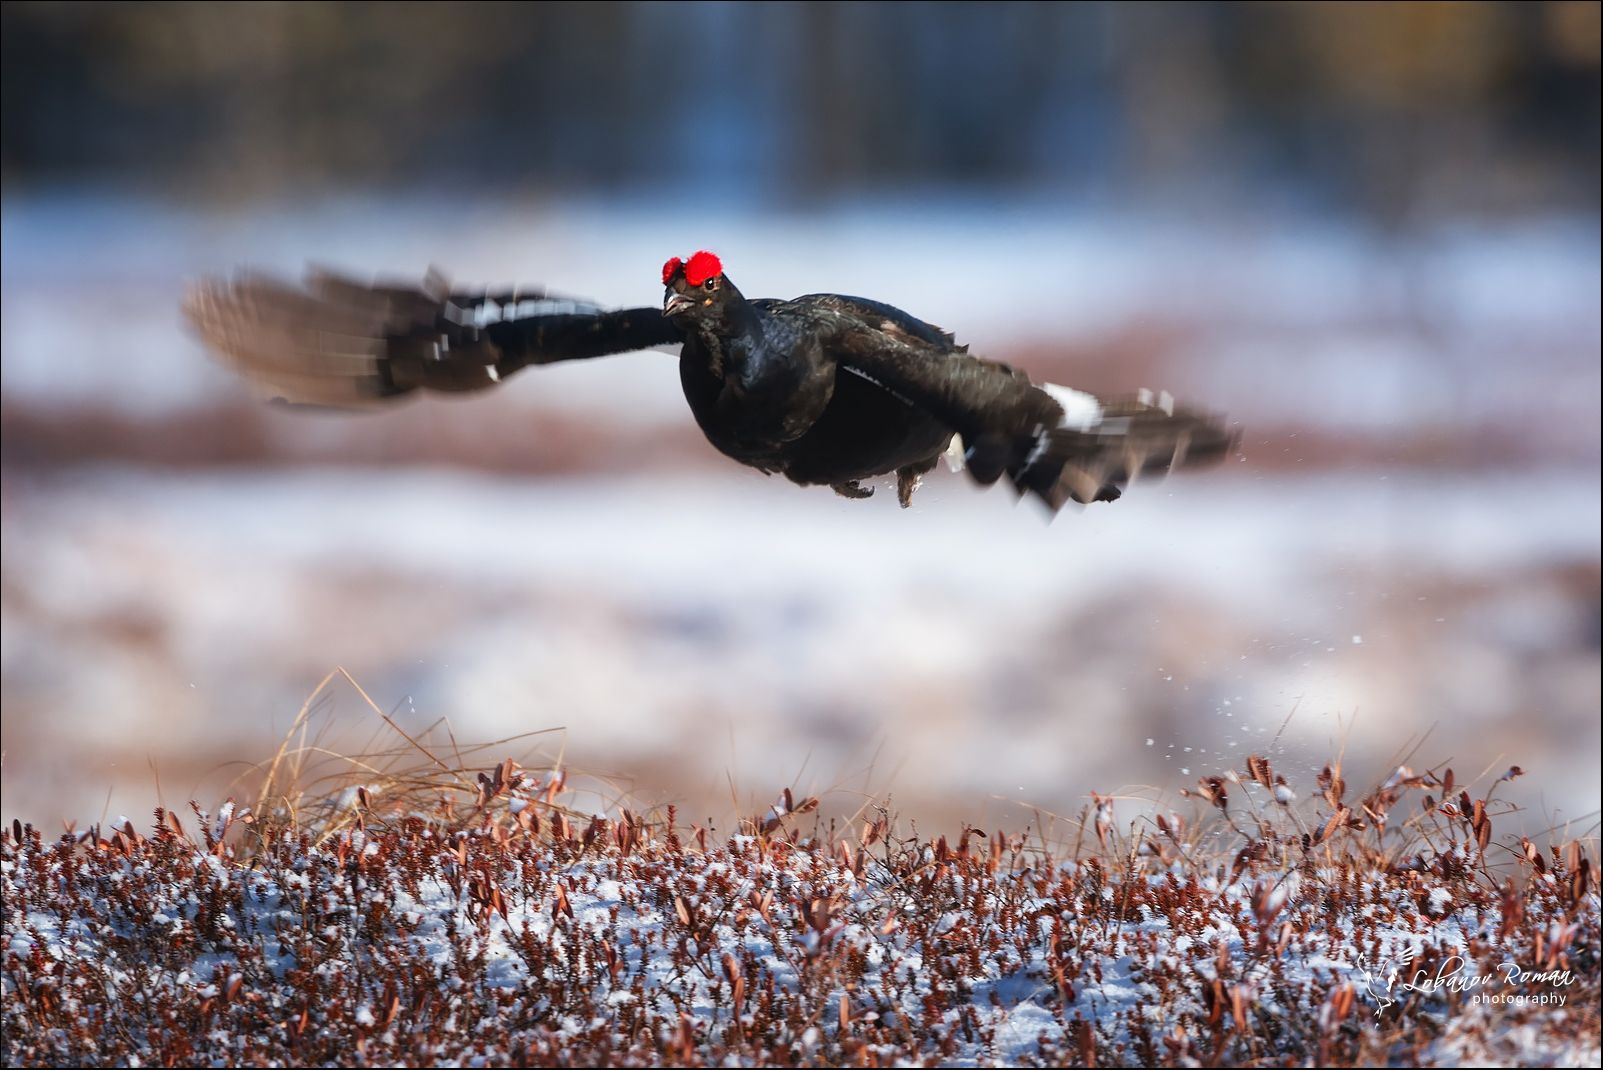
top-left (2, 2), bottom-right (1599, 831)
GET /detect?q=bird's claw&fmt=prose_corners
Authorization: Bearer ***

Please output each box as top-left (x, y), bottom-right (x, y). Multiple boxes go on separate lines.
top-left (831, 480), bottom-right (875, 500)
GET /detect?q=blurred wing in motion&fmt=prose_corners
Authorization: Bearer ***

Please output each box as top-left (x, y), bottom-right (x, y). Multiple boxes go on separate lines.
top-left (184, 268), bottom-right (683, 409)
top-left (833, 323), bottom-right (1238, 510)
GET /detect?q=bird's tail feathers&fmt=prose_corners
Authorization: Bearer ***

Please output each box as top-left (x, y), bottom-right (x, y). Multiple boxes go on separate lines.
top-left (966, 385), bottom-right (1238, 512)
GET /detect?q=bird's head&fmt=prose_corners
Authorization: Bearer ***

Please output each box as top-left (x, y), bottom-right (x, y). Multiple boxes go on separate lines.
top-left (661, 250), bottom-right (736, 323)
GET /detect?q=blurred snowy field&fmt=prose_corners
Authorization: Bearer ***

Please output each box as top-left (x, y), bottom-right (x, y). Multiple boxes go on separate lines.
top-left (3, 465), bottom-right (1596, 828)
top-left (3, 194), bottom-right (1599, 447)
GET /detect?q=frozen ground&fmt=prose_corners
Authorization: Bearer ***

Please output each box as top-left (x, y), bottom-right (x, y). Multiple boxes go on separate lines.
top-left (3, 777), bottom-right (1598, 1067)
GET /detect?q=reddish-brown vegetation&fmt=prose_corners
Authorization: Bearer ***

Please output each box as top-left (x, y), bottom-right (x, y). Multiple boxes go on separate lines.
top-left (3, 750), bottom-right (1598, 1066)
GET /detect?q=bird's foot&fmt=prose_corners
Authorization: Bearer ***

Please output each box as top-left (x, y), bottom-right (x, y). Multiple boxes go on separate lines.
top-left (896, 457), bottom-right (939, 508)
top-left (831, 480), bottom-right (875, 500)
top-left (896, 469), bottom-right (921, 508)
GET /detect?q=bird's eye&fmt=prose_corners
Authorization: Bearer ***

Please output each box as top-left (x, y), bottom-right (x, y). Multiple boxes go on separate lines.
top-left (704, 278), bottom-right (717, 291)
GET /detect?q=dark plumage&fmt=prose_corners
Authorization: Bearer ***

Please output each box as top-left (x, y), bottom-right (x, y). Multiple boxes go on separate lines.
top-left (184, 253), bottom-right (1238, 513)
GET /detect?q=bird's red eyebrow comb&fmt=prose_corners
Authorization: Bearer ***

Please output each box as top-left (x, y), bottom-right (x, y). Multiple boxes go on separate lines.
top-left (661, 256), bottom-right (684, 285)
top-left (683, 251), bottom-right (722, 286)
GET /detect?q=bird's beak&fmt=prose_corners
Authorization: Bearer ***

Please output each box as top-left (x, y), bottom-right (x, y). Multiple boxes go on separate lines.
top-left (663, 292), bottom-right (693, 317)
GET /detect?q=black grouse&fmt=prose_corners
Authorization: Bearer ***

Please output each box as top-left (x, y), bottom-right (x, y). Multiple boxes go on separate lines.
top-left (185, 251), bottom-right (1237, 512)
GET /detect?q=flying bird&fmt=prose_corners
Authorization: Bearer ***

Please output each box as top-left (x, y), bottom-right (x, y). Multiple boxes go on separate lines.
top-left (184, 251), bottom-right (1237, 512)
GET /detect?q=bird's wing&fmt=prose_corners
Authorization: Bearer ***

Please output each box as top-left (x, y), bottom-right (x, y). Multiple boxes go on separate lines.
top-left (792, 293), bottom-right (960, 348)
top-left (830, 321), bottom-right (1238, 511)
top-left (184, 268), bottom-right (683, 410)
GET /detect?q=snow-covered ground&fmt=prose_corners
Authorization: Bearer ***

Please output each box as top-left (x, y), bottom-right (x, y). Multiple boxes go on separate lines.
top-left (3, 781), bottom-right (1597, 1067)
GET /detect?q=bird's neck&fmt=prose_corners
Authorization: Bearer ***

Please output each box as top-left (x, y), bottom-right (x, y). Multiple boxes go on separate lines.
top-left (688, 288), bottom-right (766, 376)
top-left (716, 286), bottom-right (764, 342)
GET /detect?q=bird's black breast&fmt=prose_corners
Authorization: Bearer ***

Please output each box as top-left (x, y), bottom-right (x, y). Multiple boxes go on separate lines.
top-left (676, 331), bottom-right (834, 469)
top-left (676, 298), bottom-right (957, 486)
top-left (677, 336), bottom-right (743, 455)
top-left (777, 366), bottom-right (953, 486)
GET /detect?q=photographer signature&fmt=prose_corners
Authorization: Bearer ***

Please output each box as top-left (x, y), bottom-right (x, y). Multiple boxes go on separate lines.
top-left (1361, 949), bottom-right (1577, 1017)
